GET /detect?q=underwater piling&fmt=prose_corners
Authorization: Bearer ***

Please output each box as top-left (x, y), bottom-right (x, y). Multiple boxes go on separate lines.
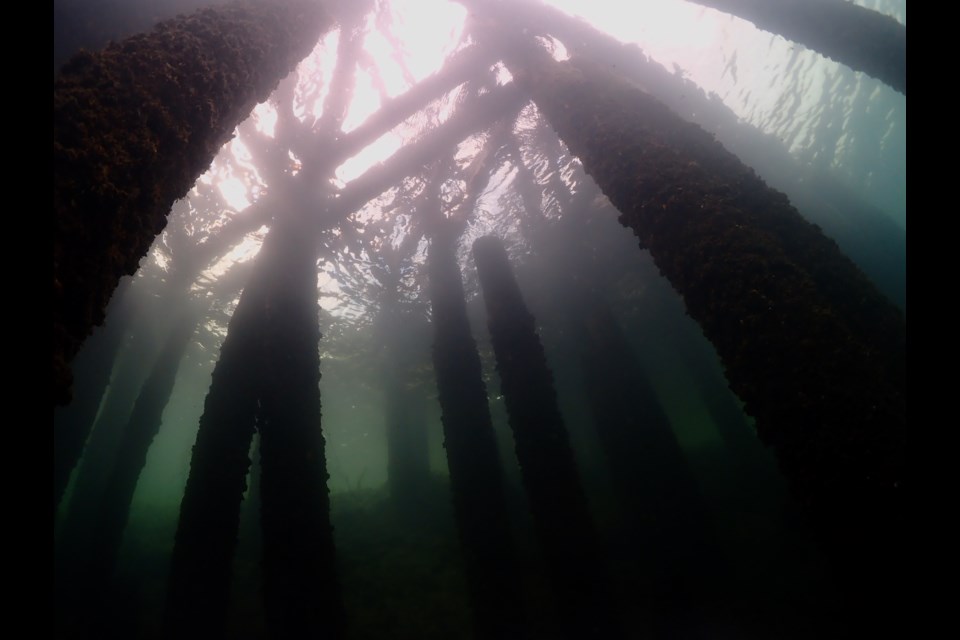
top-left (510, 49), bottom-right (905, 622)
top-left (54, 0), bottom-right (332, 404)
top-left (473, 234), bottom-right (621, 639)
top-left (256, 222), bottom-right (342, 639)
top-left (377, 291), bottom-right (432, 515)
top-left (165, 215), bottom-right (344, 639)
top-left (578, 299), bottom-right (724, 627)
top-left (88, 309), bottom-right (201, 593)
top-left (54, 279), bottom-right (135, 511)
top-left (427, 225), bottom-right (528, 639)
top-left (687, 0), bottom-right (906, 94)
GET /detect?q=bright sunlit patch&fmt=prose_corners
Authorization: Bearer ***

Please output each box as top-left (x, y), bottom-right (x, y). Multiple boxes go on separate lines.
top-left (153, 249), bottom-right (170, 272)
top-left (364, 27), bottom-right (411, 98)
top-left (382, 0), bottom-right (467, 80)
top-left (298, 30), bottom-right (340, 123)
top-left (542, 0), bottom-right (768, 105)
top-left (251, 101), bottom-right (278, 137)
top-left (341, 67), bottom-right (382, 133)
top-left (288, 150), bottom-right (302, 176)
top-left (217, 177), bottom-right (251, 210)
top-left (203, 228), bottom-right (266, 282)
top-left (545, 0), bottom-right (721, 59)
top-left (537, 36), bottom-right (570, 61)
top-left (493, 62), bottom-right (513, 85)
top-left (336, 130), bottom-right (405, 183)
top-left (318, 270), bottom-right (343, 312)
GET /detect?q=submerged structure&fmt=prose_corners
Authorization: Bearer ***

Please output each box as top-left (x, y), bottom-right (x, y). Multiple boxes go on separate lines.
top-left (54, 1), bottom-right (906, 638)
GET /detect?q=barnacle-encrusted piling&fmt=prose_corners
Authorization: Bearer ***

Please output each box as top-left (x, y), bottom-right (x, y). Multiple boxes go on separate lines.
top-left (165, 215), bottom-right (343, 639)
top-left (54, 0), bottom-right (332, 404)
top-left (518, 52), bottom-right (905, 620)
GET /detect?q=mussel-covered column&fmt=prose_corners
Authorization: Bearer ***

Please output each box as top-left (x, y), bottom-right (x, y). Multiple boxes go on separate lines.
top-left (164, 251), bottom-right (264, 639)
top-left (54, 0), bottom-right (332, 404)
top-left (165, 214), bottom-right (343, 639)
top-left (256, 220), bottom-right (344, 639)
top-left (517, 52), bottom-right (905, 617)
top-left (472, 235), bottom-right (620, 639)
top-left (427, 224), bottom-right (527, 639)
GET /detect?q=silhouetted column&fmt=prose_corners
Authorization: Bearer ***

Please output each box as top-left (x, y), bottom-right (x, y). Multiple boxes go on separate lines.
top-left (513, 50), bottom-right (905, 624)
top-left (54, 277), bottom-right (134, 511)
top-left (473, 235), bottom-right (620, 639)
top-left (164, 269), bottom-right (264, 640)
top-left (428, 227), bottom-right (527, 639)
top-left (578, 299), bottom-right (722, 633)
top-left (165, 214), bottom-right (343, 639)
top-left (372, 268), bottom-right (433, 516)
top-left (256, 219), bottom-right (343, 639)
top-left (384, 375), bottom-right (430, 510)
top-left (56, 311), bottom-right (160, 575)
top-left (54, 0), bottom-right (332, 404)
top-left (87, 310), bottom-right (200, 593)
top-left (687, 0), bottom-right (905, 94)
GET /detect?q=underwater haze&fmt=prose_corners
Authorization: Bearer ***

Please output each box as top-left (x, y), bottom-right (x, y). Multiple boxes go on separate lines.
top-left (54, 0), bottom-right (906, 638)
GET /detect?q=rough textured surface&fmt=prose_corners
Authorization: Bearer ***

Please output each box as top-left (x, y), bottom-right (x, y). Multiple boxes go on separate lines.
top-left (523, 54), bottom-right (905, 619)
top-left (546, 0), bottom-right (907, 308)
top-left (164, 262), bottom-right (263, 639)
top-left (466, 0), bottom-right (906, 309)
top-left (165, 214), bottom-right (343, 639)
top-left (255, 220), bottom-right (343, 639)
top-left (53, 0), bottom-right (220, 74)
top-left (54, 0), bottom-right (331, 404)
